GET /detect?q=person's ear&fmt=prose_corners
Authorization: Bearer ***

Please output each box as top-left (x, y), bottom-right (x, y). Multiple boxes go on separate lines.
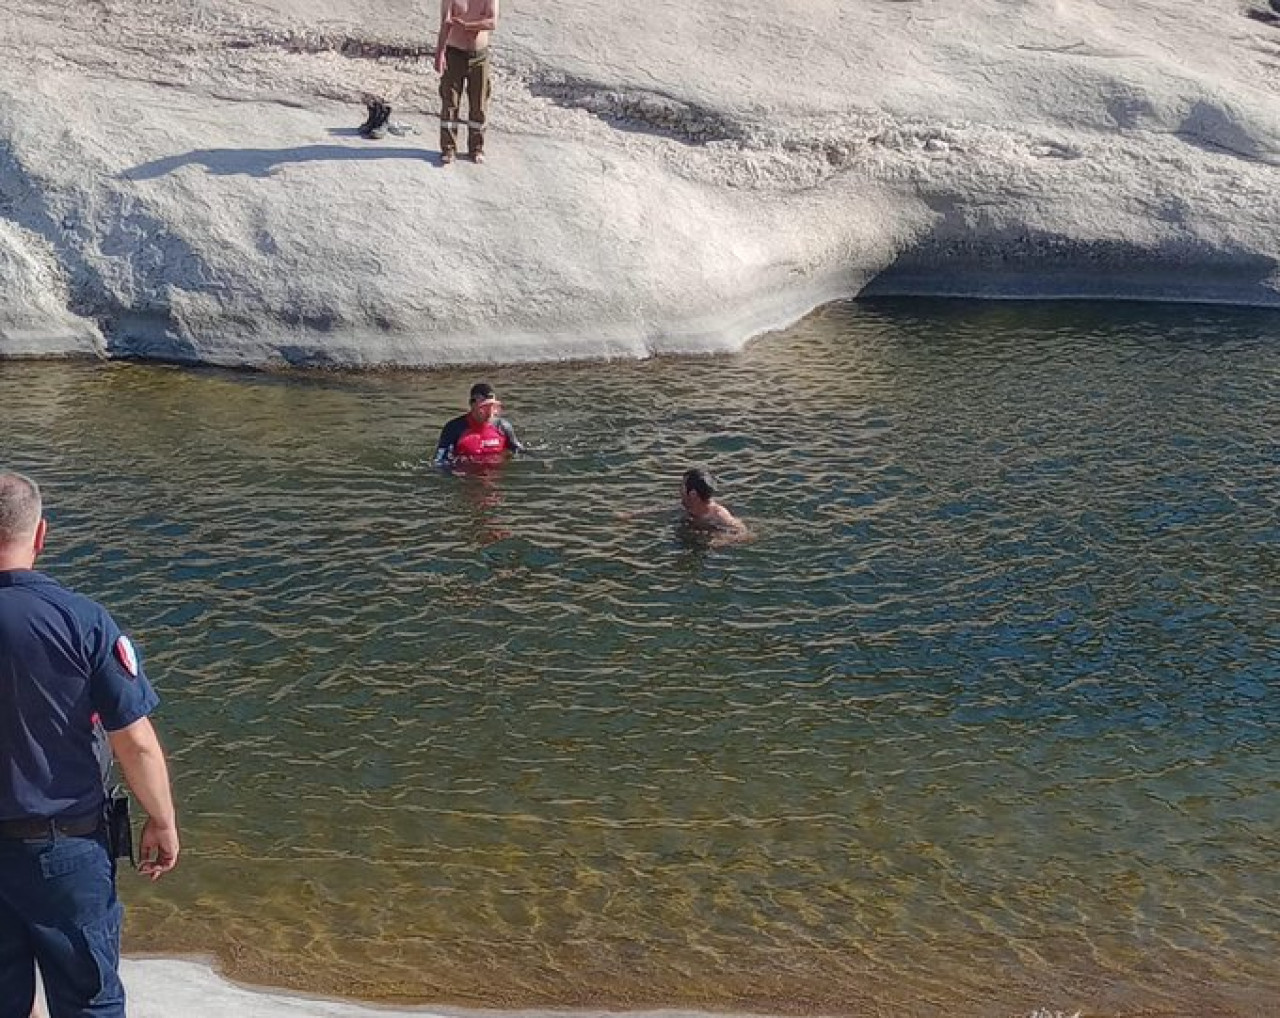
top-left (33, 518), bottom-right (47, 556)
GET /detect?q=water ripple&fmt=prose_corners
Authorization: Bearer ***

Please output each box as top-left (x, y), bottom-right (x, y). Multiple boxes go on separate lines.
top-left (1, 299), bottom-right (1277, 1014)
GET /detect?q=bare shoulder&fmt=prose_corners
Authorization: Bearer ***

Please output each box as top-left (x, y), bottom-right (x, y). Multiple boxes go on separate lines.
top-left (710, 504), bottom-right (751, 544)
top-left (713, 503), bottom-right (744, 528)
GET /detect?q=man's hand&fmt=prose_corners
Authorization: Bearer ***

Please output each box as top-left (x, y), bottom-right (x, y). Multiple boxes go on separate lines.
top-left (107, 716), bottom-right (179, 880)
top-left (137, 817), bottom-right (180, 880)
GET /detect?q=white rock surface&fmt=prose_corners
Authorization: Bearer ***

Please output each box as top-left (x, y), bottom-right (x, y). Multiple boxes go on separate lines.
top-left (3, 0), bottom-right (1280, 366)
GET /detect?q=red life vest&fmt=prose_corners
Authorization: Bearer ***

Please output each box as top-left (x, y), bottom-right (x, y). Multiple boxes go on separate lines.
top-left (454, 421), bottom-right (509, 460)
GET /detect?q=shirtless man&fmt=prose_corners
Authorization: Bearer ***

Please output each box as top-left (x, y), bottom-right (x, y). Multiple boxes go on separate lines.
top-left (680, 468), bottom-right (750, 544)
top-left (435, 0), bottom-right (499, 164)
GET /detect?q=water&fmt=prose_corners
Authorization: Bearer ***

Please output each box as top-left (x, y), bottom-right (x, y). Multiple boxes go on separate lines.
top-left (2, 299), bottom-right (1277, 1017)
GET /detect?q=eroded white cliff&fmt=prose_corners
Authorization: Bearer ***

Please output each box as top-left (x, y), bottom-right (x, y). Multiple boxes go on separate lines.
top-left (2, 0), bottom-right (1278, 364)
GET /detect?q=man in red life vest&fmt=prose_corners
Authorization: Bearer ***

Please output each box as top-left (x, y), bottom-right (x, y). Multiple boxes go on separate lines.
top-left (433, 382), bottom-right (526, 466)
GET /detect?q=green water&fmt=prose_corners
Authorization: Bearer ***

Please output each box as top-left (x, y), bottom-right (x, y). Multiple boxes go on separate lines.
top-left (2, 299), bottom-right (1277, 1017)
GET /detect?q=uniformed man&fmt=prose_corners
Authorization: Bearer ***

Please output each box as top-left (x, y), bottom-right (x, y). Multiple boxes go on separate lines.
top-left (0, 471), bottom-right (179, 1018)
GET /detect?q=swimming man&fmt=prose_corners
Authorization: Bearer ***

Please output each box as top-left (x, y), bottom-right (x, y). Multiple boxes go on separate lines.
top-left (680, 468), bottom-right (750, 544)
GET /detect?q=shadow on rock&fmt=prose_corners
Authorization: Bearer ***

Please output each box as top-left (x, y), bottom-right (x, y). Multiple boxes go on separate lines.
top-left (122, 144), bottom-right (434, 180)
top-left (861, 199), bottom-right (1280, 305)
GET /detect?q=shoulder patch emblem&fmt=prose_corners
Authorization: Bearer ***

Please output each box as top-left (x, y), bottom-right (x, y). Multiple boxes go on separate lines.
top-left (114, 635), bottom-right (139, 678)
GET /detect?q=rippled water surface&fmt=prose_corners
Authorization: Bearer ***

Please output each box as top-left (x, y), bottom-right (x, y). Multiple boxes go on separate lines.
top-left (3, 300), bottom-right (1278, 1017)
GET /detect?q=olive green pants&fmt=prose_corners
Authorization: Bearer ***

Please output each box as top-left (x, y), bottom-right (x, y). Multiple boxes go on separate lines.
top-left (439, 47), bottom-right (491, 156)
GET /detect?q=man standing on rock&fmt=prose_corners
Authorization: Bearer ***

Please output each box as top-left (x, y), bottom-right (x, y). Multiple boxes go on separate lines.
top-left (434, 0), bottom-right (499, 164)
top-left (0, 471), bottom-right (179, 1018)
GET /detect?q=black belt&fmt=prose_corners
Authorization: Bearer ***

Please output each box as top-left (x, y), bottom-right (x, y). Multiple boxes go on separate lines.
top-left (0, 813), bottom-right (101, 840)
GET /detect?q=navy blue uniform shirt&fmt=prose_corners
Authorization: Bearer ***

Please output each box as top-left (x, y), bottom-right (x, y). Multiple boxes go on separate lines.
top-left (0, 570), bottom-right (159, 820)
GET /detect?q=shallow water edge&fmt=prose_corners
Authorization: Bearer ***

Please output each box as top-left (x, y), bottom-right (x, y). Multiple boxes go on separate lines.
top-left (117, 956), bottom-right (1276, 1018)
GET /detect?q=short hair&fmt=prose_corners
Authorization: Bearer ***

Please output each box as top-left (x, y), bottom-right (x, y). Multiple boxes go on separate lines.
top-left (469, 382), bottom-right (496, 403)
top-left (683, 468), bottom-right (717, 501)
top-left (0, 472), bottom-right (42, 545)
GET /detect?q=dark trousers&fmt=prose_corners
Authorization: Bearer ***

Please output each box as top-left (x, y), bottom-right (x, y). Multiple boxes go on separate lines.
top-left (439, 46), bottom-right (491, 156)
top-left (0, 832), bottom-right (122, 1018)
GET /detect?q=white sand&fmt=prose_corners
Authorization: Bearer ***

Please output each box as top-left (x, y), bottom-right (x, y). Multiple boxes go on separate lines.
top-left (2, 0), bottom-right (1278, 366)
top-left (38, 957), bottom-right (777, 1018)
top-left (120, 958), bottom-right (781, 1018)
